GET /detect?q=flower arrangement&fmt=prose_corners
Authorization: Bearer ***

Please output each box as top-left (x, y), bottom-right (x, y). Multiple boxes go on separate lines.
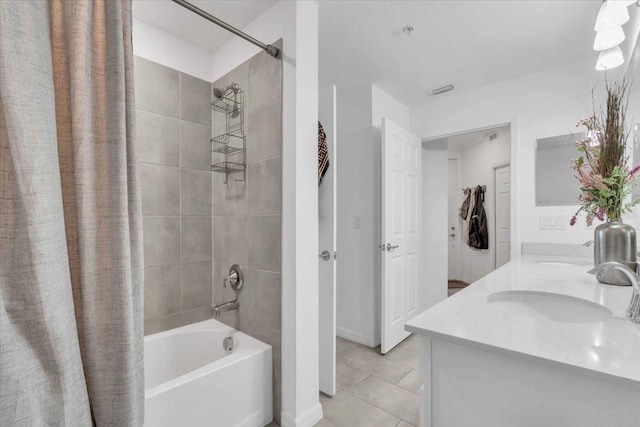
top-left (570, 79), bottom-right (639, 226)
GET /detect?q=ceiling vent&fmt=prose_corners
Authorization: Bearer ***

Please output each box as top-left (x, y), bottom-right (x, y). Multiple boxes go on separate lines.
top-left (429, 85), bottom-right (454, 96)
top-left (489, 132), bottom-right (498, 141)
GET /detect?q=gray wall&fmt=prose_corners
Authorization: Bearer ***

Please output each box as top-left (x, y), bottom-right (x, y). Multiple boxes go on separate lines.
top-left (134, 56), bottom-right (213, 334)
top-left (211, 42), bottom-right (283, 423)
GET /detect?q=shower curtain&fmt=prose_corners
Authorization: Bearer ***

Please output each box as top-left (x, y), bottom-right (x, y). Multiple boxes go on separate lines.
top-left (0, 0), bottom-right (144, 425)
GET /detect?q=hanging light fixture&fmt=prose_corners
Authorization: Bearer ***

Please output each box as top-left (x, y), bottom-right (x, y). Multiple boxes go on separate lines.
top-left (594, 1), bottom-right (629, 31)
top-left (595, 45), bottom-right (625, 70)
top-left (593, 25), bottom-right (625, 51)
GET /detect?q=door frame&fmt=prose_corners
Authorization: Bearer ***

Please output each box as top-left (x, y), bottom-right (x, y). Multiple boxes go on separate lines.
top-left (422, 121), bottom-right (517, 263)
top-left (318, 85), bottom-right (337, 396)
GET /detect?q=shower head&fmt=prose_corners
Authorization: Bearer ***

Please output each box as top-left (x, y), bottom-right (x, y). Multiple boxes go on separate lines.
top-left (213, 83), bottom-right (240, 99)
top-left (213, 83), bottom-right (241, 118)
top-left (213, 87), bottom-right (225, 99)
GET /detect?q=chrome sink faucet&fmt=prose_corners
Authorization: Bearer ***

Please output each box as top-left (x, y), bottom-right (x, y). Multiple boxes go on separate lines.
top-left (589, 262), bottom-right (640, 324)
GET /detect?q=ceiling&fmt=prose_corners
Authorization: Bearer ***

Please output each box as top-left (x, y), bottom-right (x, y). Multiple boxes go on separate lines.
top-left (319, 0), bottom-right (602, 106)
top-left (133, 1), bottom-right (621, 108)
top-left (132, 0), bottom-right (276, 53)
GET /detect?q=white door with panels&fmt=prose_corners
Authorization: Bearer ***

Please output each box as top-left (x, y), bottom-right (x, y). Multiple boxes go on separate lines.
top-left (495, 164), bottom-right (511, 269)
top-left (381, 118), bottom-right (422, 354)
top-left (318, 85), bottom-right (337, 395)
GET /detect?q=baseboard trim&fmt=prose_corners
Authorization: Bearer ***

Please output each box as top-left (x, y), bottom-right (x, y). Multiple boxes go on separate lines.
top-left (336, 326), bottom-right (377, 347)
top-left (280, 403), bottom-right (323, 427)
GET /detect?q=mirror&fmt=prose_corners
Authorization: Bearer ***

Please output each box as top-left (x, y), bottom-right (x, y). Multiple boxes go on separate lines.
top-left (535, 133), bottom-right (584, 206)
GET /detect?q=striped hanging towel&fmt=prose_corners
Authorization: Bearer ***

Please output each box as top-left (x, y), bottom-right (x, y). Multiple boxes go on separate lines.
top-left (318, 121), bottom-right (330, 184)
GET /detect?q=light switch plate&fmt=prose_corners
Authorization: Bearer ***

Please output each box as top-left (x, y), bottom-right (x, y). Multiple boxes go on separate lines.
top-left (540, 215), bottom-right (567, 230)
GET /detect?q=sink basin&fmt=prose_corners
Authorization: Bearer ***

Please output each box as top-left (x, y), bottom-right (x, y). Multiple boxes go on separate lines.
top-left (487, 290), bottom-right (612, 323)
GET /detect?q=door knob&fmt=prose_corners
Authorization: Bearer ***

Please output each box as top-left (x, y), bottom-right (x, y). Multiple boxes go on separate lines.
top-left (449, 233), bottom-right (455, 237)
top-left (386, 243), bottom-right (399, 251)
top-left (319, 250), bottom-right (331, 261)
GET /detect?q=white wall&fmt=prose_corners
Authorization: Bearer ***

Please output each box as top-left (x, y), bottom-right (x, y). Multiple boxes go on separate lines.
top-left (422, 139), bottom-right (449, 309)
top-left (372, 85), bottom-right (411, 129)
top-left (411, 56), bottom-right (619, 253)
top-left (210, 2), bottom-right (321, 425)
top-left (335, 85), bottom-right (374, 345)
top-left (454, 128), bottom-right (510, 283)
top-left (132, 18), bottom-right (213, 81)
top-left (335, 84), bottom-right (410, 347)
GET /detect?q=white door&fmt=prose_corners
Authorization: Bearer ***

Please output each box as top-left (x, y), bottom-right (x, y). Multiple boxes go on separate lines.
top-left (495, 165), bottom-right (511, 269)
top-left (318, 85), bottom-right (337, 396)
top-left (381, 118), bottom-right (421, 354)
top-left (447, 159), bottom-right (461, 280)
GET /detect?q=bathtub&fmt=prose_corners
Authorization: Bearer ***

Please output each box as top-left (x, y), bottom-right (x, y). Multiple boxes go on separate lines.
top-left (144, 319), bottom-right (272, 427)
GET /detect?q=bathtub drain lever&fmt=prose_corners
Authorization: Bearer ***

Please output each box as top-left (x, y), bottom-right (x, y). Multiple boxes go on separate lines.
top-left (223, 335), bottom-right (234, 352)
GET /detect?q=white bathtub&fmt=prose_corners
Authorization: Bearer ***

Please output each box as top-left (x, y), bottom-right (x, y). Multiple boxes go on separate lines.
top-left (144, 319), bottom-right (272, 427)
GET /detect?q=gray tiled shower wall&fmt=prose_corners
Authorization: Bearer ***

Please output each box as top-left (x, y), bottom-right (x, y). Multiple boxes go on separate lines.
top-left (134, 41), bottom-right (283, 422)
top-left (211, 40), bottom-right (283, 423)
top-left (134, 56), bottom-right (214, 334)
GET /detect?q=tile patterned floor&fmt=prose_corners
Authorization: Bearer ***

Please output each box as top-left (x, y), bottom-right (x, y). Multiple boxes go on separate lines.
top-left (269, 288), bottom-right (465, 426)
top-left (315, 335), bottom-right (421, 427)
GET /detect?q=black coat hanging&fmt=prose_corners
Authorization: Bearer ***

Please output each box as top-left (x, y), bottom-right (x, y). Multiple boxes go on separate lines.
top-left (468, 186), bottom-right (488, 250)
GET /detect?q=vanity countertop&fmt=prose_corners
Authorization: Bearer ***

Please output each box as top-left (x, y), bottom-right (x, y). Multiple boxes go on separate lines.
top-left (405, 255), bottom-right (640, 388)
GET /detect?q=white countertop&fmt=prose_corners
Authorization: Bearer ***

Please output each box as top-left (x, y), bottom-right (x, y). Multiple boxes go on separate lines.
top-left (405, 255), bottom-right (640, 388)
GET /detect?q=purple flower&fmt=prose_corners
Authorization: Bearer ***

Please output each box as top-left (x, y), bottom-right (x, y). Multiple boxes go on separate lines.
top-left (586, 213), bottom-right (594, 227)
top-left (596, 207), bottom-right (605, 221)
top-left (570, 215), bottom-right (577, 226)
top-left (630, 165), bottom-right (640, 178)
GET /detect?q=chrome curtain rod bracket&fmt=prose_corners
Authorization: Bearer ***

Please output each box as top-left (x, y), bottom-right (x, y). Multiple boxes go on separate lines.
top-left (170, 0), bottom-right (280, 58)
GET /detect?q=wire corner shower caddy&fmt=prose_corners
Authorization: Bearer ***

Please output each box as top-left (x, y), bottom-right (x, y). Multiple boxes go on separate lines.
top-left (211, 84), bottom-right (245, 184)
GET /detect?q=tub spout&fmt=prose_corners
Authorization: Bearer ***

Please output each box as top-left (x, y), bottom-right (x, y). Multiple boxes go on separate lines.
top-left (213, 299), bottom-right (239, 316)
top-left (589, 262), bottom-right (640, 324)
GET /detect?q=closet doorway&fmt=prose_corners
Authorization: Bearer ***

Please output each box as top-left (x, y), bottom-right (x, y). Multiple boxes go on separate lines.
top-left (446, 124), bottom-right (511, 295)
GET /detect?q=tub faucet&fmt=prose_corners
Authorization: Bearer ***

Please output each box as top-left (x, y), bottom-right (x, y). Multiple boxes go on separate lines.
top-left (589, 262), bottom-right (640, 324)
top-left (213, 265), bottom-right (244, 316)
top-left (213, 299), bottom-right (239, 316)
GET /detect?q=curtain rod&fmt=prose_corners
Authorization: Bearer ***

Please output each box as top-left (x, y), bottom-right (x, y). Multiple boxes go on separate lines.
top-left (170, 0), bottom-right (280, 58)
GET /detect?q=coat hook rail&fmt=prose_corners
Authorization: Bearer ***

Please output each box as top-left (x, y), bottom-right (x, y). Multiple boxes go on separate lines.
top-left (462, 185), bottom-right (486, 194)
